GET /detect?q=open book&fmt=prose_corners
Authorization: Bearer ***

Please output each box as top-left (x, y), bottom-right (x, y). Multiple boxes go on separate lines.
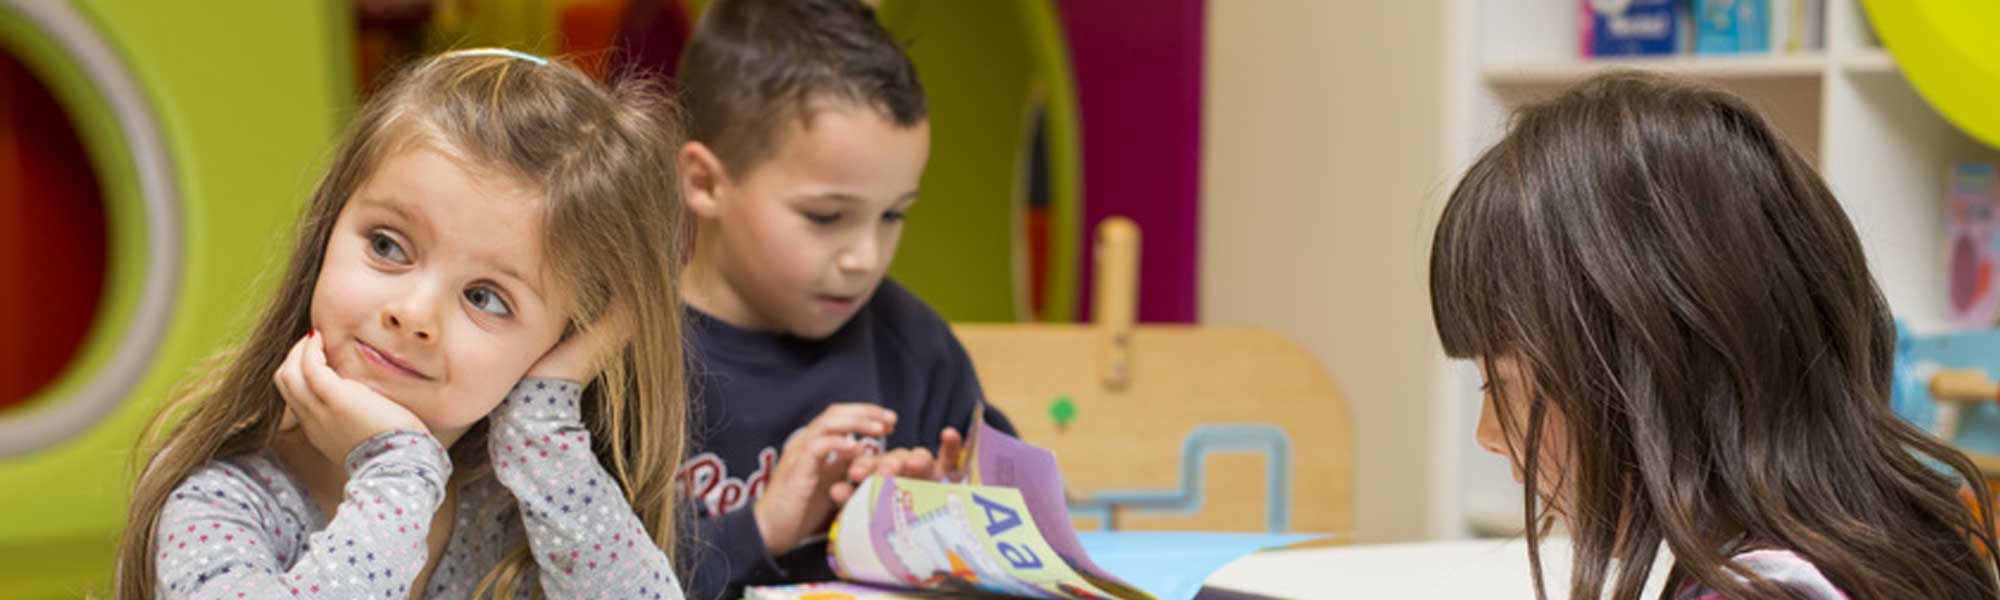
top-left (747, 409), bottom-right (1156, 599)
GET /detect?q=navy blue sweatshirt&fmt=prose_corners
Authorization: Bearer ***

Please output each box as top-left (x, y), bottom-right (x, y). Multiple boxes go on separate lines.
top-left (674, 278), bottom-right (1015, 600)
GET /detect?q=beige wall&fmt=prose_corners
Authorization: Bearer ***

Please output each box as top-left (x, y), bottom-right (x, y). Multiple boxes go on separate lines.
top-left (1201, 0), bottom-right (1452, 543)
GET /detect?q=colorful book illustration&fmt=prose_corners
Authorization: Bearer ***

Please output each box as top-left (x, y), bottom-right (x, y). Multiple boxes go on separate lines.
top-left (743, 404), bottom-right (1327, 600)
top-left (1581, 0), bottom-right (1682, 58)
top-left (1770, 0), bottom-right (1824, 53)
top-left (752, 412), bottom-right (1155, 599)
top-left (1948, 163), bottom-right (2000, 328)
top-left (1694, 0), bottom-right (1770, 55)
top-left (743, 582), bottom-right (942, 600)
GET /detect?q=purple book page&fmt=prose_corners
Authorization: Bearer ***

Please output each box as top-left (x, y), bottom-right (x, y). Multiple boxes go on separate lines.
top-left (970, 419), bottom-right (1145, 595)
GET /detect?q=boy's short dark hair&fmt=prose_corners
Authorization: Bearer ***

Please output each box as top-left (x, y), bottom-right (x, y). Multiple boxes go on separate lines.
top-left (676, 0), bottom-right (928, 175)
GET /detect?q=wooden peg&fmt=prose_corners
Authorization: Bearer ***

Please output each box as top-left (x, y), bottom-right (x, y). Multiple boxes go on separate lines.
top-left (1093, 217), bottom-right (1139, 390)
top-left (1931, 369), bottom-right (2000, 405)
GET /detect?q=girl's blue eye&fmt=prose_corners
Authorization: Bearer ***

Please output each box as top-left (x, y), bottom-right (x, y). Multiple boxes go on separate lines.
top-left (883, 210), bottom-right (906, 223)
top-left (805, 211), bottom-right (841, 225)
top-left (465, 286), bottom-right (513, 317)
top-left (369, 231), bottom-right (409, 264)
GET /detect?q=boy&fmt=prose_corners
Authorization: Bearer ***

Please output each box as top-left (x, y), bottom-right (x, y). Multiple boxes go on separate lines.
top-left (668, 1), bottom-right (1015, 597)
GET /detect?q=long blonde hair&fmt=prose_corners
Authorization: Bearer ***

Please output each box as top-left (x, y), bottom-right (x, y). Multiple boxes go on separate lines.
top-left (115, 50), bottom-right (688, 599)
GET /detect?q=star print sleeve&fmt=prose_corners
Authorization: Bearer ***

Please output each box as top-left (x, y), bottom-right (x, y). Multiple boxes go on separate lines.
top-left (152, 430), bottom-right (452, 599)
top-left (487, 378), bottom-right (683, 600)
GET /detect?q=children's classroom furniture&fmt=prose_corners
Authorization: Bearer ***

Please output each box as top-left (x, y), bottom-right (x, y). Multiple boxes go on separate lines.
top-left (1889, 326), bottom-right (2000, 528)
top-left (1924, 368), bottom-right (2000, 475)
top-left (1205, 536), bottom-right (1674, 599)
top-left (955, 218), bottom-right (1355, 535)
top-left (0, 2), bottom-right (344, 596)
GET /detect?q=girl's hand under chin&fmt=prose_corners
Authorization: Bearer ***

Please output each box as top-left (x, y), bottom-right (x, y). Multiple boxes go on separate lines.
top-left (527, 301), bottom-right (632, 383)
top-left (274, 331), bottom-right (430, 466)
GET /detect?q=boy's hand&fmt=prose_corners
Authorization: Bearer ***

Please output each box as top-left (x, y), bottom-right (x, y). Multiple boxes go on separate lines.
top-left (752, 403), bottom-right (896, 554)
top-left (274, 331), bottom-right (429, 467)
top-left (829, 427), bottom-right (967, 505)
top-left (528, 301), bottom-right (630, 383)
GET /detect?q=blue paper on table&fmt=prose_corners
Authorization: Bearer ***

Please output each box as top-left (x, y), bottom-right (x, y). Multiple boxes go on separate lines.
top-left (1075, 531), bottom-right (1320, 600)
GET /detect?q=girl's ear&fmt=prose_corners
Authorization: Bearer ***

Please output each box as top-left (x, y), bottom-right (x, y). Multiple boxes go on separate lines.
top-left (680, 142), bottom-right (729, 219)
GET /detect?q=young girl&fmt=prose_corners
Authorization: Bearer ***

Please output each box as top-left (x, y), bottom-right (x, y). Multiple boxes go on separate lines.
top-left (1431, 72), bottom-right (2000, 598)
top-left (115, 49), bottom-right (689, 599)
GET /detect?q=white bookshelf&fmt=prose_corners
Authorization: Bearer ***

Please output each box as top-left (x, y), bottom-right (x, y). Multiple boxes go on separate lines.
top-left (1435, 0), bottom-right (2000, 539)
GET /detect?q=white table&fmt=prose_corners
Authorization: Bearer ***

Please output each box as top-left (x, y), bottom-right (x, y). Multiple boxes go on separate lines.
top-left (1205, 538), bottom-right (1672, 599)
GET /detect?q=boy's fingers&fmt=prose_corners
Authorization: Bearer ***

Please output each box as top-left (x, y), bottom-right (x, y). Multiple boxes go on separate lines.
top-left (829, 481), bottom-right (856, 505)
top-left (879, 449), bottom-right (932, 479)
top-left (801, 435), bottom-right (859, 470)
top-left (883, 455), bottom-right (910, 479)
top-left (846, 454), bottom-right (879, 481)
top-left (809, 414), bottom-right (892, 438)
top-left (823, 406), bottom-right (896, 428)
top-left (938, 428), bottom-right (964, 467)
top-left (871, 451), bottom-right (915, 479)
top-left (808, 404), bottom-right (897, 434)
top-left (902, 448), bottom-right (935, 477)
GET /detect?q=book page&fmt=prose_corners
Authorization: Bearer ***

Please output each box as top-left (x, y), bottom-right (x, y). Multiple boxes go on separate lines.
top-left (966, 417), bottom-right (1153, 599)
top-left (829, 476), bottom-right (1122, 599)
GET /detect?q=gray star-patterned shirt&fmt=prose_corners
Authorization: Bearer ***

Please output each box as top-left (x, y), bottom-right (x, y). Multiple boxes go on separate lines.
top-left (151, 378), bottom-right (682, 599)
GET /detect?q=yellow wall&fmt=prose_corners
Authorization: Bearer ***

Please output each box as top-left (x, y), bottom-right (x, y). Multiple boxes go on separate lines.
top-left (1201, 0), bottom-right (1452, 543)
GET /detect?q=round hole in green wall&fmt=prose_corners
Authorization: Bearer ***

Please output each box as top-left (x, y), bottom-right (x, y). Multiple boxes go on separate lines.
top-left (0, 46), bottom-right (109, 413)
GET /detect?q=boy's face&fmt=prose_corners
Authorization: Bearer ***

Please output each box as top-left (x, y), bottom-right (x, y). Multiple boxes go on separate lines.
top-left (684, 104), bottom-right (931, 339)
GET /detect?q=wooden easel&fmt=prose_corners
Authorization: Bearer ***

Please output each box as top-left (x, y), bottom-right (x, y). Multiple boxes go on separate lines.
top-left (954, 218), bottom-right (1354, 536)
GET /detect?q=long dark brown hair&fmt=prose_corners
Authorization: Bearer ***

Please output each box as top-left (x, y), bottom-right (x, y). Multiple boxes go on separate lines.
top-left (116, 50), bottom-right (689, 598)
top-left (1431, 72), bottom-right (2000, 598)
